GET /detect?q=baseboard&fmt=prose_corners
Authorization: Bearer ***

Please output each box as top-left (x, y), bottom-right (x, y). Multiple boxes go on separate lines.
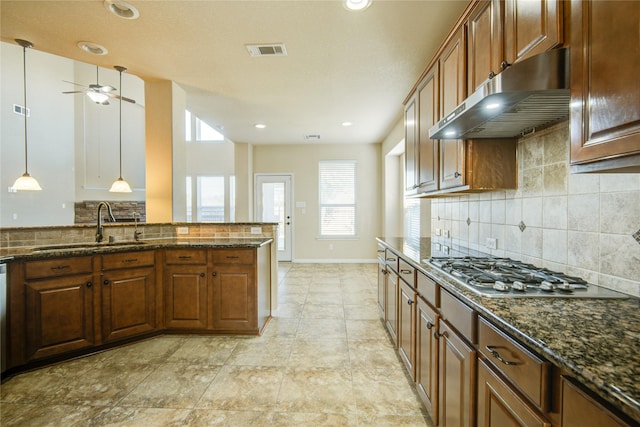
top-left (290, 258), bottom-right (377, 264)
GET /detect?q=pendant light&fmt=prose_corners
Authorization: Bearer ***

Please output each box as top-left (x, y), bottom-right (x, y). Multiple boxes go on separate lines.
top-left (12, 39), bottom-right (42, 191)
top-left (109, 65), bottom-right (132, 193)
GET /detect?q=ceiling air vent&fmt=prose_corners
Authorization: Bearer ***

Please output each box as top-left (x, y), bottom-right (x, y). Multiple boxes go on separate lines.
top-left (246, 43), bottom-right (287, 57)
top-left (304, 134), bottom-right (321, 141)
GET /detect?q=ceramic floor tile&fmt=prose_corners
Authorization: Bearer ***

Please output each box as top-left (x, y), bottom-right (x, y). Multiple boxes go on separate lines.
top-left (277, 367), bottom-right (356, 414)
top-left (297, 318), bottom-right (347, 340)
top-left (356, 410), bottom-right (434, 427)
top-left (352, 367), bottom-right (425, 417)
top-left (305, 291), bottom-right (343, 305)
top-left (269, 410), bottom-right (358, 426)
top-left (118, 363), bottom-right (221, 408)
top-left (288, 337), bottom-right (350, 368)
top-left (346, 319), bottom-right (390, 340)
top-left (277, 302), bottom-right (305, 318)
top-left (101, 335), bottom-right (186, 364)
top-left (258, 318), bottom-right (300, 339)
top-left (184, 409), bottom-right (273, 426)
top-left (348, 339), bottom-right (401, 370)
top-left (196, 365), bottom-right (285, 411)
top-left (0, 403), bottom-right (106, 427)
top-left (91, 406), bottom-right (193, 426)
top-left (167, 336), bottom-right (239, 365)
top-left (301, 303), bottom-right (345, 319)
top-left (344, 303), bottom-right (381, 320)
top-left (225, 337), bottom-right (293, 366)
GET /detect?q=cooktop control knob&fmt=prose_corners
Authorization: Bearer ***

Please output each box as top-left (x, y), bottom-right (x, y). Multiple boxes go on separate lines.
top-left (512, 281), bottom-right (527, 292)
top-left (493, 281), bottom-right (510, 292)
top-left (540, 281), bottom-right (555, 292)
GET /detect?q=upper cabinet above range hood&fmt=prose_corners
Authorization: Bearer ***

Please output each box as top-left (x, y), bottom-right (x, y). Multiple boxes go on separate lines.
top-left (429, 48), bottom-right (570, 140)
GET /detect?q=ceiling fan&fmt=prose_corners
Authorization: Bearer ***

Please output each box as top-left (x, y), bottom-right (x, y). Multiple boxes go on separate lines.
top-left (62, 65), bottom-right (136, 105)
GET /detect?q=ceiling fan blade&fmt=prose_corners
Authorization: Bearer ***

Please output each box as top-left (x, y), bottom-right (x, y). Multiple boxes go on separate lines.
top-left (63, 80), bottom-right (88, 88)
top-left (62, 90), bottom-right (85, 94)
top-left (110, 93), bottom-right (137, 104)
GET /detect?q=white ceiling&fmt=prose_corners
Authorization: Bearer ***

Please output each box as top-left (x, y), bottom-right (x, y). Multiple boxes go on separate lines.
top-left (0, 0), bottom-right (468, 145)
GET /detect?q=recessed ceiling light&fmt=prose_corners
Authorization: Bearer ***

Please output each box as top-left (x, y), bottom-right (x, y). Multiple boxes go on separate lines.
top-left (341, 121), bottom-right (353, 127)
top-left (255, 124), bottom-right (266, 129)
top-left (77, 41), bottom-right (108, 55)
top-left (104, 0), bottom-right (140, 19)
top-left (343, 0), bottom-right (372, 11)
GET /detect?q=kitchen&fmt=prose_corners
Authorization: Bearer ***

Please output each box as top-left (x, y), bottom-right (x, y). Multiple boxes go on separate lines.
top-left (1, 1), bottom-right (640, 426)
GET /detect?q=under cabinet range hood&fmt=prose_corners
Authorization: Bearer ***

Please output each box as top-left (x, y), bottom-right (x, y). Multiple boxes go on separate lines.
top-left (429, 48), bottom-right (570, 140)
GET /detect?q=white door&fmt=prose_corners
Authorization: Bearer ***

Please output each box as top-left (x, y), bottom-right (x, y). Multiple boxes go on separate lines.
top-left (255, 174), bottom-right (293, 261)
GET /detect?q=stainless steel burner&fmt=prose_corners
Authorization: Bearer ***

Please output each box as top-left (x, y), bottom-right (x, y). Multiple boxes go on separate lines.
top-left (426, 256), bottom-right (627, 299)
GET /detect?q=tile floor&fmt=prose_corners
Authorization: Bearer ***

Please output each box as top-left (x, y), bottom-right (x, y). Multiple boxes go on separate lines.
top-left (1, 263), bottom-right (433, 426)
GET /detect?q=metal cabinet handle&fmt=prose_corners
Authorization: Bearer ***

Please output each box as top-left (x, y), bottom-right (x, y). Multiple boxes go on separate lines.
top-left (407, 299), bottom-right (414, 305)
top-left (123, 258), bottom-right (138, 263)
top-left (386, 257), bottom-right (396, 262)
top-left (86, 281), bottom-right (93, 288)
top-left (226, 256), bottom-right (240, 259)
top-left (500, 60), bottom-right (511, 70)
top-left (454, 172), bottom-right (461, 178)
top-left (426, 321), bottom-right (434, 330)
top-left (434, 330), bottom-right (447, 339)
top-left (51, 265), bottom-right (70, 271)
top-left (400, 269), bottom-right (412, 274)
top-left (488, 71), bottom-right (496, 79)
top-left (178, 255), bottom-right (192, 259)
top-left (486, 345), bottom-right (520, 365)
top-left (200, 273), bottom-right (205, 277)
top-left (212, 272), bottom-right (217, 277)
top-left (103, 280), bottom-right (110, 285)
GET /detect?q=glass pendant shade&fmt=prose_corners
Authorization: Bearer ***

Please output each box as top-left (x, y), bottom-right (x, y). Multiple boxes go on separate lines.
top-left (13, 39), bottom-right (42, 191)
top-left (109, 177), bottom-right (132, 193)
top-left (12, 172), bottom-right (42, 191)
top-left (87, 91), bottom-right (109, 104)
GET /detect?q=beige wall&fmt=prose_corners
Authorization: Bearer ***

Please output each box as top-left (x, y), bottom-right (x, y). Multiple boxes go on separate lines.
top-left (254, 143), bottom-right (381, 262)
top-left (431, 122), bottom-right (640, 297)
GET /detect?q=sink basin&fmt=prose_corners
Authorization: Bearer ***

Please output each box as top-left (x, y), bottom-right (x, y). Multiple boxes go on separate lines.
top-left (33, 241), bottom-right (147, 252)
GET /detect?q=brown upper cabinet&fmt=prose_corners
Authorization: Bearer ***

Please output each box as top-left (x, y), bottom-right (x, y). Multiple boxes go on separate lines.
top-left (569, 0), bottom-right (640, 173)
top-left (467, 0), bottom-right (503, 93)
top-left (404, 95), bottom-right (419, 195)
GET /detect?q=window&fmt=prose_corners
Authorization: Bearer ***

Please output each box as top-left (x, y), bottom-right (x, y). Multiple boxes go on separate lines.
top-left (197, 176), bottom-right (225, 221)
top-left (404, 197), bottom-right (420, 239)
top-left (319, 160), bottom-right (357, 237)
top-left (185, 109), bottom-right (224, 142)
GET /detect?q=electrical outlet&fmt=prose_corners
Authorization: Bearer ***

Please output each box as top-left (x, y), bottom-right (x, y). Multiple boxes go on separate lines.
top-left (329, 244), bottom-right (334, 250)
top-left (443, 246), bottom-right (450, 255)
top-left (177, 227), bottom-right (189, 235)
top-left (435, 228), bottom-right (442, 236)
top-left (486, 237), bottom-right (498, 250)
top-left (444, 229), bottom-right (450, 238)
top-left (250, 227), bottom-right (261, 234)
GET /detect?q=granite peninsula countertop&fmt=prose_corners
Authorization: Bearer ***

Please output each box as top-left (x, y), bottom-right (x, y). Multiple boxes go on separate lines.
top-left (0, 237), bottom-right (274, 262)
top-left (377, 237), bottom-right (640, 424)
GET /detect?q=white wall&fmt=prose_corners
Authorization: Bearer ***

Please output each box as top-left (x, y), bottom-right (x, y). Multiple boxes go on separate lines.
top-left (254, 143), bottom-right (381, 262)
top-left (1, 42), bottom-right (75, 226)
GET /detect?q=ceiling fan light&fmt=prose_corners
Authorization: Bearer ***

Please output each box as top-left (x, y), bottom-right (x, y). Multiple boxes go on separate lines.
top-left (87, 91), bottom-right (110, 104)
top-left (12, 172), bottom-right (42, 191)
top-left (109, 177), bottom-right (132, 193)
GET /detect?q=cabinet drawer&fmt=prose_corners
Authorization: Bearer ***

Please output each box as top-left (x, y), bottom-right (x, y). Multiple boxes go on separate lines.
top-left (479, 316), bottom-right (550, 411)
top-left (398, 258), bottom-right (415, 288)
top-left (165, 249), bottom-right (207, 265)
top-left (25, 256), bottom-right (93, 279)
top-left (377, 243), bottom-right (386, 261)
top-left (102, 250), bottom-right (155, 270)
top-left (417, 272), bottom-right (438, 306)
top-left (440, 289), bottom-right (476, 343)
top-left (212, 249), bottom-right (254, 265)
top-left (385, 249), bottom-right (399, 273)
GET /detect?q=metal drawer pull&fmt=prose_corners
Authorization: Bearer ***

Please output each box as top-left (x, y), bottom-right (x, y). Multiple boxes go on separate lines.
top-left (178, 255), bottom-right (192, 259)
top-left (51, 265), bottom-right (70, 270)
top-left (426, 321), bottom-right (434, 330)
top-left (486, 345), bottom-right (520, 365)
top-left (400, 269), bottom-right (412, 274)
top-left (226, 256), bottom-right (240, 259)
top-left (123, 258), bottom-right (138, 263)
top-left (386, 257), bottom-right (396, 262)
top-left (434, 330), bottom-right (447, 339)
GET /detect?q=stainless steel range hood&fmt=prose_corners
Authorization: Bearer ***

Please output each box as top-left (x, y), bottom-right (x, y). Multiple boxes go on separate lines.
top-left (429, 48), bottom-right (570, 140)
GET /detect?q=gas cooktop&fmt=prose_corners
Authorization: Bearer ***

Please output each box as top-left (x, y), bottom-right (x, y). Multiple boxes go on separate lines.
top-left (426, 256), bottom-right (628, 299)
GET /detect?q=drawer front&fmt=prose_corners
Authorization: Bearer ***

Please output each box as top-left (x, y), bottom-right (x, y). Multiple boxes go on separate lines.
top-left (102, 250), bottom-right (155, 270)
top-left (377, 243), bottom-right (386, 261)
top-left (25, 257), bottom-right (93, 279)
top-left (385, 249), bottom-right (399, 273)
top-left (165, 249), bottom-right (207, 265)
top-left (440, 289), bottom-right (476, 343)
top-left (212, 249), bottom-right (255, 265)
top-left (479, 316), bottom-right (550, 411)
top-left (398, 258), bottom-right (415, 288)
top-left (417, 272), bottom-right (438, 306)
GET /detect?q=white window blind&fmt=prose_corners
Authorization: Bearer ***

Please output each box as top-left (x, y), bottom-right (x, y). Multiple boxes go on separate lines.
top-left (197, 176), bottom-right (225, 221)
top-left (319, 160), bottom-right (356, 237)
top-left (404, 197), bottom-right (420, 238)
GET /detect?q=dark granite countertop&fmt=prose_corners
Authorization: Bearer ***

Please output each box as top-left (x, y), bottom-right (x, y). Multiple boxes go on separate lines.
top-left (377, 236), bottom-right (640, 424)
top-left (0, 237), bottom-right (273, 262)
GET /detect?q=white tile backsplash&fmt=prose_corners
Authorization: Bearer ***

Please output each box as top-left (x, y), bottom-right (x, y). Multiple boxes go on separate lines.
top-left (430, 122), bottom-right (640, 297)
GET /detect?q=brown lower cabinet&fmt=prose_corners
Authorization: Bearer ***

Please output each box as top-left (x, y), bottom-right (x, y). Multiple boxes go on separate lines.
top-left (6, 245), bottom-right (271, 373)
top-left (416, 297), bottom-right (439, 423)
top-left (561, 376), bottom-right (630, 427)
top-left (385, 269), bottom-right (399, 345)
top-left (398, 281), bottom-right (416, 379)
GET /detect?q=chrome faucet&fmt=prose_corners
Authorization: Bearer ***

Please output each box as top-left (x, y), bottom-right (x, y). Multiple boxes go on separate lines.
top-left (96, 201), bottom-right (116, 243)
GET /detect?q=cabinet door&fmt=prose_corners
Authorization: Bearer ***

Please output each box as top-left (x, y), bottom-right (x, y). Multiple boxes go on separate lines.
top-left (416, 298), bottom-right (439, 424)
top-left (504, 0), bottom-right (562, 65)
top-left (25, 274), bottom-right (95, 360)
top-left (405, 95), bottom-right (419, 193)
top-left (385, 271), bottom-right (399, 345)
top-left (570, 0), bottom-right (640, 171)
top-left (165, 266), bottom-right (208, 330)
top-left (561, 377), bottom-right (630, 427)
top-left (418, 65), bottom-right (439, 193)
top-left (438, 319), bottom-right (476, 427)
top-left (377, 260), bottom-right (387, 319)
top-left (467, 0), bottom-right (503, 92)
top-left (439, 27), bottom-right (466, 190)
top-left (102, 266), bottom-right (156, 342)
top-left (211, 264), bottom-right (257, 332)
top-left (477, 359), bottom-right (551, 427)
top-left (398, 281), bottom-right (416, 379)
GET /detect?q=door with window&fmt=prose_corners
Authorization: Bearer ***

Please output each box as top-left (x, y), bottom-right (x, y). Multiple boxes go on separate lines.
top-left (255, 174), bottom-right (293, 262)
